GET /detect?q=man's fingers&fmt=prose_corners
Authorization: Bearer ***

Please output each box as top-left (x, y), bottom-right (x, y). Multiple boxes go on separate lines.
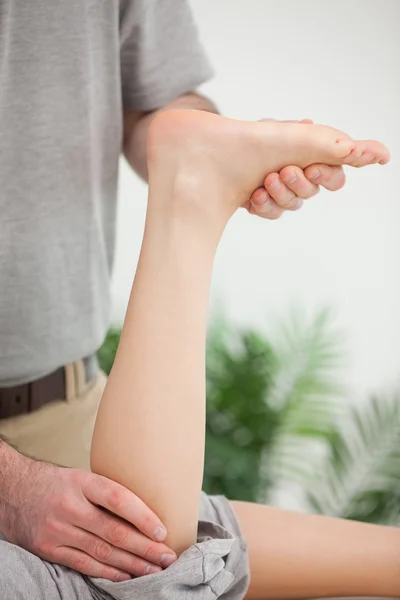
top-left (263, 173), bottom-right (304, 210)
top-left (278, 166), bottom-right (320, 200)
top-left (76, 505), bottom-right (176, 567)
top-left (249, 163), bottom-right (344, 219)
top-left (82, 473), bottom-right (167, 542)
top-left (71, 527), bottom-right (166, 576)
top-left (304, 164), bottom-right (346, 191)
top-left (52, 546), bottom-right (133, 582)
top-left (249, 189), bottom-right (285, 220)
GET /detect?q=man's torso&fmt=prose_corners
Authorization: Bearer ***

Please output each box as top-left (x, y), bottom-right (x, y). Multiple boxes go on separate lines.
top-left (0, 0), bottom-right (122, 385)
top-left (0, 0), bottom-right (213, 387)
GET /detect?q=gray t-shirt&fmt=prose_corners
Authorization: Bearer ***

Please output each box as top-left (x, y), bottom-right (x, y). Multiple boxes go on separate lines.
top-left (0, 0), bottom-right (213, 386)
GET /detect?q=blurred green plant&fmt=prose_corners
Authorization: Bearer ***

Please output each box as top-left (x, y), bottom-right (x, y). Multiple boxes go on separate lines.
top-left (98, 310), bottom-right (400, 524)
top-left (97, 328), bottom-right (121, 376)
top-left (204, 321), bottom-right (279, 501)
top-left (307, 393), bottom-right (400, 524)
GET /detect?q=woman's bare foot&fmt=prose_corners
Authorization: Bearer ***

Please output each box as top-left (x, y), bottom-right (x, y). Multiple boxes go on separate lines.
top-left (147, 109), bottom-right (390, 230)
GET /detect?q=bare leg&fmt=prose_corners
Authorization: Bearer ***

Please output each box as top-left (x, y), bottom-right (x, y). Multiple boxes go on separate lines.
top-left (233, 501), bottom-right (400, 599)
top-left (91, 171), bottom-right (218, 554)
top-left (91, 110), bottom-right (396, 593)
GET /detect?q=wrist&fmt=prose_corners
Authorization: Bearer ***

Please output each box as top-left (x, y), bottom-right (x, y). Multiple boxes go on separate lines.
top-left (0, 440), bottom-right (31, 535)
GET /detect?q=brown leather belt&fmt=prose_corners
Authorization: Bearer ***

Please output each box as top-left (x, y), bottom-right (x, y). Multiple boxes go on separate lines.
top-left (0, 356), bottom-right (98, 420)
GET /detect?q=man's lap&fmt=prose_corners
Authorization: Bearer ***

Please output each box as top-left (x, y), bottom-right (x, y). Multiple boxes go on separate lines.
top-left (0, 494), bottom-right (250, 600)
top-left (0, 538), bottom-right (94, 600)
top-left (0, 372), bottom-right (107, 471)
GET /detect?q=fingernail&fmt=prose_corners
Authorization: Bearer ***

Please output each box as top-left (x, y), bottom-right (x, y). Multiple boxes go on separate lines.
top-left (116, 572), bottom-right (132, 582)
top-left (153, 526), bottom-right (167, 541)
top-left (268, 178), bottom-right (280, 191)
top-left (282, 169), bottom-right (297, 184)
top-left (293, 199), bottom-right (304, 210)
top-left (308, 168), bottom-right (321, 181)
top-left (253, 191), bottom-right (268, 205)
top-left (160, 553), bottom-right (177, 568)
top-left (144, 565), bottom-right (162, 576)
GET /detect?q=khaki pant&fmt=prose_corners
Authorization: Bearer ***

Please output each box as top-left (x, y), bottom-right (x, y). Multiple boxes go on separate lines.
top-left (0, 363), bottom-right (107, 470)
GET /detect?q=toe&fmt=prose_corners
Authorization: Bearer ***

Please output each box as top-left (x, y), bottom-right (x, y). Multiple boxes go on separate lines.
top-left (378, 144), bottom-right (391, 164)
top-left (342, 140), bottom-right (390, 167)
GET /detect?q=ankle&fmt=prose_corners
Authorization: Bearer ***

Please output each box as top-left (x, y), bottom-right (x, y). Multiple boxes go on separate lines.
top-left (149, 171), bottom-right (228, 244)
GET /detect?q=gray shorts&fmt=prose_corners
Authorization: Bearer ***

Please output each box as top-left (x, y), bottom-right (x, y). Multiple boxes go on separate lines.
top-left (0, 493), bottom-right (249, 600)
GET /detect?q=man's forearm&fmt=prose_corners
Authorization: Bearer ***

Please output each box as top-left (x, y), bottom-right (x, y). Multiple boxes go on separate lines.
top-left (0, 437), bottom-right (29, 535)
top-left (124, 92), bottom-right (219, 181)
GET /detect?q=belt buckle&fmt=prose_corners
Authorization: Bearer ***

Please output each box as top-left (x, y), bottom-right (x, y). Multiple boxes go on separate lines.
top-left (0, 385), bottom-right (30, 419)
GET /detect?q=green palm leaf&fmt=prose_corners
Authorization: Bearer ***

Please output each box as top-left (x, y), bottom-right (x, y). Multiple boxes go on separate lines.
top-left (261, 308), bottom-right (347, 499)
top-left (307, 391), bottom-right (400, 524)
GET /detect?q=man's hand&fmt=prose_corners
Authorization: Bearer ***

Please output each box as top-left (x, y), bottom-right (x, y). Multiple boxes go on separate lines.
top-left (243, 119), bottom-right (346, 219)
top-left (0, 447), bottom-right (176, 581)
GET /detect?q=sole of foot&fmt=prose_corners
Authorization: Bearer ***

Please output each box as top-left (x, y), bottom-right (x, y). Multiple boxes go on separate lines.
top-left (148, 110), bottom-right (390, 208)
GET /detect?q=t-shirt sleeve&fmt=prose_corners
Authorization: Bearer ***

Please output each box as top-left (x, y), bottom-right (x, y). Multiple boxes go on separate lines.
top-left (120, 0), bottom-right (215, 111)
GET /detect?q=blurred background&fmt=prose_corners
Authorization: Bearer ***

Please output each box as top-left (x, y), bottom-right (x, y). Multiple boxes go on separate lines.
top-left (101, 0), bottom-right (400, 523)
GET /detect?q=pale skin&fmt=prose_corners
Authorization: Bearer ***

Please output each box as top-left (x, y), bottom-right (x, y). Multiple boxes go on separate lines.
top-left (124, 92), bottom-right (348, 218)
top-left (91, 109), bottom-right (398, 599)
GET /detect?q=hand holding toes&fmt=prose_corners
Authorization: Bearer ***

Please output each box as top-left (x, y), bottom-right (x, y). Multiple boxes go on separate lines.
top-left (246, 164), bottom-right (346, 220)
